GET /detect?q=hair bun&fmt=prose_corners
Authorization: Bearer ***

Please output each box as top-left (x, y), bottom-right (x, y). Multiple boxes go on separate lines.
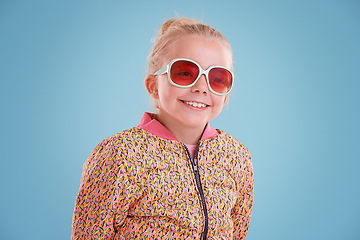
top-left (148, 17), bottom-right (232, 75)
top-left (159, 18), bottom-right (198, 36)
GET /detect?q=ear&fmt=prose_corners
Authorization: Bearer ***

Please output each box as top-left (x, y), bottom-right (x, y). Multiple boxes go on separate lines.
top-left (145, 75), bottom-right (159, 99)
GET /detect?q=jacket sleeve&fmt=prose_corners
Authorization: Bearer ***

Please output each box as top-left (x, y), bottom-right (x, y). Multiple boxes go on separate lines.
top-left (231, 147), bottom-right (254, 240)
top-left (71, 137), bottom-right (142, 239)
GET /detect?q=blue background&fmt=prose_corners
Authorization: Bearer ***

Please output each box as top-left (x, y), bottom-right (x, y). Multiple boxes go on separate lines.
top-left (1, 0), bottom-right (359, 239)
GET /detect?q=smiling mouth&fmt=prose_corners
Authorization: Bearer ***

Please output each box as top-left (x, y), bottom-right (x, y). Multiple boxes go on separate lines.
top-left (181, 100), bottom-right (209, 108)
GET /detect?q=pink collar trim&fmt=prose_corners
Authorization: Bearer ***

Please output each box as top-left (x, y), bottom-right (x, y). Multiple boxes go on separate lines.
top-left (137, 112), bottom-right (218, 142)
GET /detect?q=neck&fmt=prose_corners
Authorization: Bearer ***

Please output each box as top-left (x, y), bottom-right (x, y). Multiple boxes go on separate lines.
top-left (170, 126), bottom-right (205, 145)
top-left (155, 115), bottom-right (205, 145)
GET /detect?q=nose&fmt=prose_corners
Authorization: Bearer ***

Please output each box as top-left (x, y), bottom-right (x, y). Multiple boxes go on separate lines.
top-left (191, 74), bottom-right (208, 95)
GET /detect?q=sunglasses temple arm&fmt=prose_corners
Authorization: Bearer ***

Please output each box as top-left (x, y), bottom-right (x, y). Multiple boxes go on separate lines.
top-left (153, 65), bottom-right (168, 75)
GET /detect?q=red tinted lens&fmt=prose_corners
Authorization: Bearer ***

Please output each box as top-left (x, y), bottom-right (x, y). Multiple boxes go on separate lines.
top-left (208, 68), bottom-right (233, 94)
top-left (170, 60), bottom-right (199, 86)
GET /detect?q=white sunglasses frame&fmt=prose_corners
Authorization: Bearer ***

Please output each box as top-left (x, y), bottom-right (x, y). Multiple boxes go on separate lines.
top-left (153, 58), bottom-right (234, 96)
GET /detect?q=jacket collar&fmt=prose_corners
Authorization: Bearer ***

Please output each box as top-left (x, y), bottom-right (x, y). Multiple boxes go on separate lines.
top-left (137, 112), bottom-right (218, 142)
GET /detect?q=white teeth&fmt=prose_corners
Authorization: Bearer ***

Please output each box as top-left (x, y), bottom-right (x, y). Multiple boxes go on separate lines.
top-left (184, 101), bottom-right (207, 108)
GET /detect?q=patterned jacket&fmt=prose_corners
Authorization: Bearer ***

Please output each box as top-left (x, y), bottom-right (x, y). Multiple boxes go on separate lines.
top-left (72, 113), bottom-right (254, 239)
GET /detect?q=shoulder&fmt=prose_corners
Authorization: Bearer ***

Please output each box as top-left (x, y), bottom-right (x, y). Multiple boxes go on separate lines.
top-left (211, 129), bottom-right (253, 182)
top-left (89, 127), bottom-right (165, 162)
top-left (213, 129), bottom-right (252, 173)
top-left (84, 127), bottom-right (145, 165)
top-left (212, 129), bottom-right (251, 157)
top-left (81, 127), bottom-right (147, 180)
top-left (93, 127), bottom-right (147, 149)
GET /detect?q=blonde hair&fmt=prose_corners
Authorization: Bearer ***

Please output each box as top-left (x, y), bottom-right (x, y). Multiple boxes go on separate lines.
top-left (147, 17), bottom-right (233, 75)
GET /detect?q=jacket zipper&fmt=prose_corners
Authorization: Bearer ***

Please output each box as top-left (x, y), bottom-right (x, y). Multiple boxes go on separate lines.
top-left (184, 143), bottom-right (209, 240)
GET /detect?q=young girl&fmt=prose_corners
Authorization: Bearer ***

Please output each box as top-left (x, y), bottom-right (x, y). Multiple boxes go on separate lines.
top-left (72, 17), bottom-right (253, 240)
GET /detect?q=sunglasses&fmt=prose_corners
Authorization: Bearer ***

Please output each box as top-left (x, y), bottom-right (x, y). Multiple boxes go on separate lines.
top-left (154, 58), bottom-right (234, 96)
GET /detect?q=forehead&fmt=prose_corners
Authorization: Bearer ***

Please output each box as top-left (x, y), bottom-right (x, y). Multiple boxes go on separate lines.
top-left (165, 36), bottom-right (233, 70)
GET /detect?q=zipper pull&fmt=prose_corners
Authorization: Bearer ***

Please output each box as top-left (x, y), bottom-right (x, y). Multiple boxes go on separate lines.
top-left (193, 158), bottom-right (198, 172)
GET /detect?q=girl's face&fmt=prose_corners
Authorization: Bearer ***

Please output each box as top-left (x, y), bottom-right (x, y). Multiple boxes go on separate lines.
top-left (151, 36), bottom-right (232, 134)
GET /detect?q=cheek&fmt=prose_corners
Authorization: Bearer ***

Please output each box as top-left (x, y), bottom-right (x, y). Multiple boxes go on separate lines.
top-left (212, 96), bottom-right (226, 113)
top-left (158, 77), bottom-right (184, 98)
top-left (157, 82), bottom-right (172, 100)
top-left (214, 95), bottom-right (226, 106)
top-left (157, 78), bottom-right (180, 104)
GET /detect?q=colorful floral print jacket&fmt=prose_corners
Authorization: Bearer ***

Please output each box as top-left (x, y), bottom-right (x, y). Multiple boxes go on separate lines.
top-left (72, 113), bottom-right (253, 239)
